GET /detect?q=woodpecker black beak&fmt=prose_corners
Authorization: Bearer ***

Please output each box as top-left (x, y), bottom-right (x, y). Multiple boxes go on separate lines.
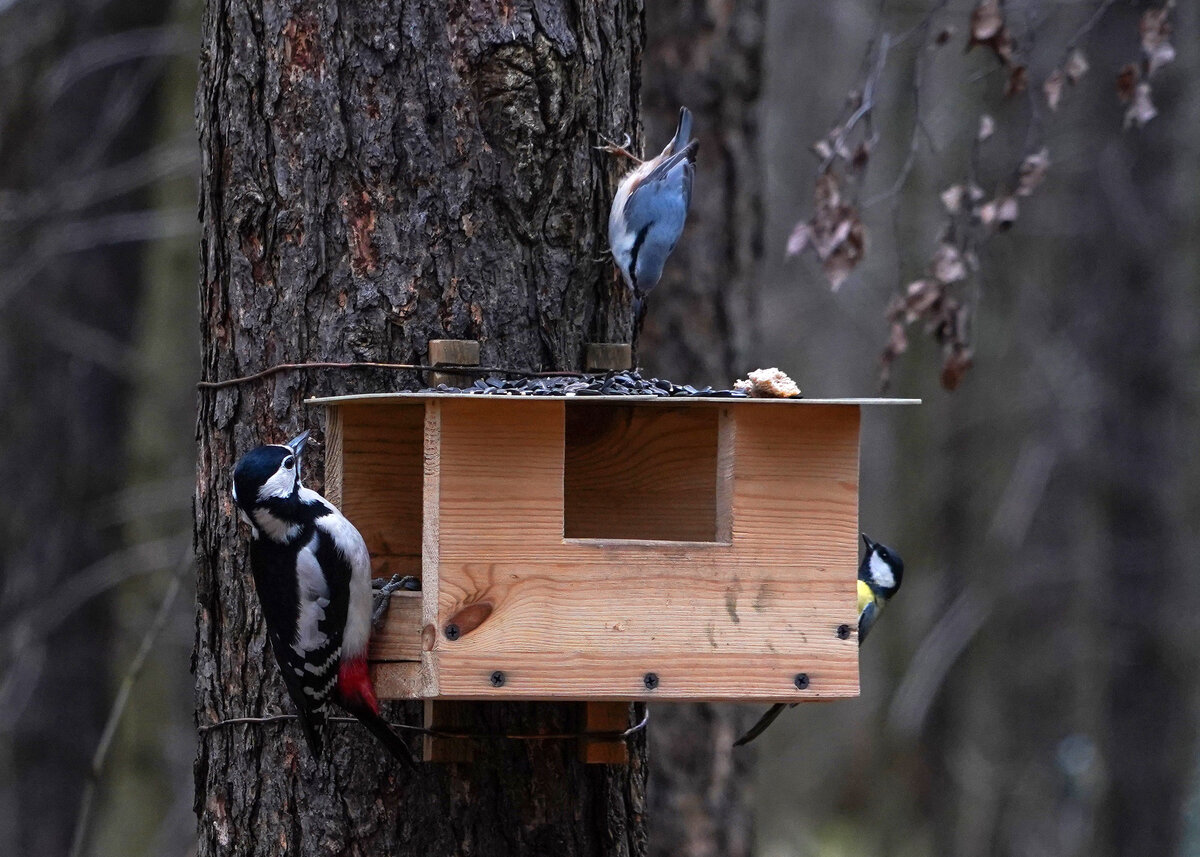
top-left (861, 533), bottom-right (876, 552)
top-left (286, 430), bottom-right (311, 455)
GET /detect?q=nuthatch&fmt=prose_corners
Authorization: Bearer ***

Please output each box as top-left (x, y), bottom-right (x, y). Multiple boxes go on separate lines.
top-left (606, 107), bottom-right (698, 318)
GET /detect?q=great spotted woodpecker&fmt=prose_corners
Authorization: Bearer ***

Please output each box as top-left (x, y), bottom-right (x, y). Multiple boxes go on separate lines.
top-left (232, 430), bottom-right (416, 769)
top-left (606, 106), bottom-right (698, 323)
top-left (733, 534), bottom-right (904, 747)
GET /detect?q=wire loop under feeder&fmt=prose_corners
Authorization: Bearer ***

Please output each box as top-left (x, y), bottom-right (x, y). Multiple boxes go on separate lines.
top-left (197, 707), bottom-right (649, 743)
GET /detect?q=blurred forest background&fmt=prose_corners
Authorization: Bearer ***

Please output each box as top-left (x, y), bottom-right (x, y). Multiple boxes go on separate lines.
top-left (2, 1), bottom-right (1198, 856)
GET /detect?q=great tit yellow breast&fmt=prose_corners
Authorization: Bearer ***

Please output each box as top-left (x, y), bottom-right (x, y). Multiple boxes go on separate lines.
top-left (857, 578), bottom-right (876, 617)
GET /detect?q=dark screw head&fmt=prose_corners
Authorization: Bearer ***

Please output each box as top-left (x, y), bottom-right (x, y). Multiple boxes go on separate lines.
top-left (444, 623), bottom-right (461, 641)
top-left (643, 672), bottom-right (659, 690)
top-left (794, 673), bottom-right (810, 690)
top-left (490, 670), bottom-right (506, 687)
top-left (837, 624), bottom-right (851, 640)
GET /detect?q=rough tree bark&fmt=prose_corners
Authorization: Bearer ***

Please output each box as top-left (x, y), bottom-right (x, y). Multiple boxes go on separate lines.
top-left (638, 5), bottom-right (764, 856)
top-left (195, 2), bottom-right (648, 855)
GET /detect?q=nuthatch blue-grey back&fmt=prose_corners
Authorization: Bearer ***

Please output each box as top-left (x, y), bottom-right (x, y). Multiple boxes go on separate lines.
top-left (607, 107), bottom-right (697, 315)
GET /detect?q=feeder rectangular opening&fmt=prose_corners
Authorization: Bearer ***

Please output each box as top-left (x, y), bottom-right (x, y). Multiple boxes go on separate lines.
top-left (564, 403), bottom-right (727, 543)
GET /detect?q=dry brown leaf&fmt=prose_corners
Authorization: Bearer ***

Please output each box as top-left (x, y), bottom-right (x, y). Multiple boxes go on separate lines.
top-left (940, 184), bottom-right (965, 214)
top-left (978, 195), bottom-right (1019, 230)
top-left (978, 114), bottom-right (995, 142)
top-left (1017, 148), bottom-right (1050, 197)
top-left (814, 172), bottom-right (841, 211)
top-left (931, 243), bottom-right (967, 284)
top-left (996, 29), bottom-right (1016, 64)
top-left (1116, 63), bottom-right (1139, 102)
top-left (941, 345), bottom-right (974, 390)
top-left (850, 141), bottom-right (871, 171)
top-left (823, 217), bottom-right (865, 291)
top-left (1125, 82), bottom-right (1158, 128)
top-left (1043, 69), bottom-right (1065, 111)
top-left (790, 172), bottom-right (867, 290)
top-left (786, 222), bottom-right (811, 257)
top-left (904, 278), bottom-right (942, 321)
top-left (1065, 48), bottom-right (1089, 84)
top-left (996, 196), bottom-right (1019, 229)
top-left (1005, 64), bottom-right (1029, 98)
top-left (1140, 4), bottom-right (1176, 76)
top-left (970, 1), bottom-right (1004, 43)
top-left (967, 1), bottom-right (1016, 68)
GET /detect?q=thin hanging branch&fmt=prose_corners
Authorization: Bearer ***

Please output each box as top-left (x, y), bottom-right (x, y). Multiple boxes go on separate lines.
top-left (67, 551), bottom-right (190, 857)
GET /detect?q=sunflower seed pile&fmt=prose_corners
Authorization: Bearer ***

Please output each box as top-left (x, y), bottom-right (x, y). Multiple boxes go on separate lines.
top-left (422, 371), bottom-right (750, 398)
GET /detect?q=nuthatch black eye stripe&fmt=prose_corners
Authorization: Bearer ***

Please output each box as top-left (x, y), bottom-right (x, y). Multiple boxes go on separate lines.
top-left (607, 106), bottom-right (697, 314)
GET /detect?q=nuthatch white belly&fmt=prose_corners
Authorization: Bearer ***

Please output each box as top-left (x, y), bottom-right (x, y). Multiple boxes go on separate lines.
top-left (607, 107), bottom-right (697, 309)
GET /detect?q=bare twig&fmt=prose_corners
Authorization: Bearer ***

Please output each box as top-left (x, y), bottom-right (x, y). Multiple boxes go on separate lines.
top-left (41, 25), bottom-right (194, 104)
top-left (0, 141), bottom-right (196, 223)
top-left (67, 549), bottom-right (190, 857)
top-left (198, 707), bottom-right (650, 742)
top-left (0, 209), bottom-right (196, 310)
top-left (1065, 0), bottom-right (1119, 53)
top-left (0, 534), bottom-right (187, 672)
top-left (817, 31), bottom-right (893, 176)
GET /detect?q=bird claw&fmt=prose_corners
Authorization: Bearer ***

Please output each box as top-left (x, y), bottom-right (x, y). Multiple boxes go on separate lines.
top-left (594, 132), bottom-right (641, 163)
top-left (371, 575), bottom-right (421, 630)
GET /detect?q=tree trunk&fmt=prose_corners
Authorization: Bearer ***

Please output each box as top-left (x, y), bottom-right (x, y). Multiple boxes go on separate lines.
top-left (195, 2), bottom-right (646, 855)
top-left (638, 5), bottom-right (764, 856)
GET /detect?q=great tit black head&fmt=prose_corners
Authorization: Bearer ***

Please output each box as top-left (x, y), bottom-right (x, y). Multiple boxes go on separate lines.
top-left (860, 533), bottom-right (904, 600)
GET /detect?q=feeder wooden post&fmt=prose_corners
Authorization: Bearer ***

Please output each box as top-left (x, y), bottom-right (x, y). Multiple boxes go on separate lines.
top-left (423, 700), bottom-right (478, 763)
top-left (427, 339), bottom-right (480, 388)
top-left (585, 342), bottom-right (633, 373)
top-left (582, 346), bottom-right (636, 761)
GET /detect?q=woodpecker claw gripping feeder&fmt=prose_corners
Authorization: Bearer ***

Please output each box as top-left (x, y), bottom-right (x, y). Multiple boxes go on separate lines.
top-left (308, 367), bottom-right (916, 763)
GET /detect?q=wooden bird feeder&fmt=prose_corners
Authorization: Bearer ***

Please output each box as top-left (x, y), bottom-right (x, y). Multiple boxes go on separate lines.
top-left (307, 390), bottom-right (916, 760)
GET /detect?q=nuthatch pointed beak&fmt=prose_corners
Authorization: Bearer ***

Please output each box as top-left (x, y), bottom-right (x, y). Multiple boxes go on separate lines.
top-left (286, 430), bottom-right (311, 455)
top-left (861, 533), bottom-right (876, 552)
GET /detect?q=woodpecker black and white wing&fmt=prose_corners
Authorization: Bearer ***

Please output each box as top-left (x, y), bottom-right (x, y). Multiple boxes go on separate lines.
top-left (303, 489), bottom-right (373, 659)
top-left (249, 525), bottom-right (352, 756)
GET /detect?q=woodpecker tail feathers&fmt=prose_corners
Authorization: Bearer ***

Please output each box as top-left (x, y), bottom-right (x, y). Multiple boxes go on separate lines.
top-left (351, 707), bottom-right (420, 772)
top-left (296, 707), bottom-right (327, 758)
